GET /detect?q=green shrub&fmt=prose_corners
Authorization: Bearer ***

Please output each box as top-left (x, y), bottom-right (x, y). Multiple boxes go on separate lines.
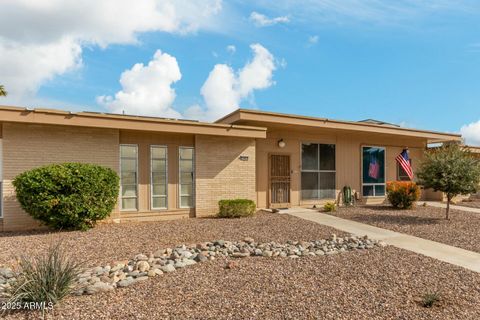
top-left (7, 243), bottom-right (83, 309)
top-left (386, 181), bottom-right (421, 209)
top-left (323, 202), bottom-right (336, 212)
top-left (422, 291), bottom-right (441, 308)
top-left (13, 163), bottom-right (119, 230)
top-left (217, 199), bottom-right (256, 218)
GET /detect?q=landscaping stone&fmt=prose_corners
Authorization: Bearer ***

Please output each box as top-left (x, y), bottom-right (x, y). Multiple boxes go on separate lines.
top-left (161, 264), bottom-right (176, 273)
top-left (0, 234), bottom-right (384, 298)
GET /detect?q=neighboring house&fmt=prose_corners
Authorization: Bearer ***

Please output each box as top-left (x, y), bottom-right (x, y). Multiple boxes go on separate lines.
top-left (0, 106), bottom-right (461, 231)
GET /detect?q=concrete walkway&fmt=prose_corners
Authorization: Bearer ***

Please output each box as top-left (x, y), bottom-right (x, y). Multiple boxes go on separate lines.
top-left (285, 208), bottom-right (480, 273)
top-left (420, 201), bottom-right (480, 214)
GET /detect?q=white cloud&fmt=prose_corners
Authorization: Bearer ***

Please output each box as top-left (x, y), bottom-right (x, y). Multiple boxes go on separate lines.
top-left (97, 50), bottom-right (182, 118)
top-left (461, 120), bottom-right (480, 146)
top-left (308, 35), bottom-right (319, 45)
top-left (185, 43), bottom-right (277, 121)
top-left (226, 45), bottom-right (236, 54)
top-left (252, 0), bottom-right (478, 25)
top-left (250, 11), bottom-right (289, 27)
top-left (0, 0), bottom-right (222, 104)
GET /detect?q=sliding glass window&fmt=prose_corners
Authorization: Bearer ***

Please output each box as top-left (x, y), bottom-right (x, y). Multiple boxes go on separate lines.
top-left (120, 145), bottom-right (138, 211)
top-left (179, 147), bottom-right (194, 208)
top-left (362, 146), bottom-right (386, 197)
top-left (151, 146), bottom-right (168, 210)
top-left (301, 143), bottom-right (336, 200)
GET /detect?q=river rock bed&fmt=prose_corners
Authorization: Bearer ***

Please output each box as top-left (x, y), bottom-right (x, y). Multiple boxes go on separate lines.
top-left (0, 234), bottom-right (386, 297)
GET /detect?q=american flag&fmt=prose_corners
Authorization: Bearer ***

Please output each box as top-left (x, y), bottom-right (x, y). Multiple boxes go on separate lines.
top-left (396, 149), bottom-right (413, 180)
top-left (368, 158), bottom-right (380, 179)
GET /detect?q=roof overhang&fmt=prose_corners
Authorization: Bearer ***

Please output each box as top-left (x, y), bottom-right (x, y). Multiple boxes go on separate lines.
top-left (0, 106), bottom-right (267, 139)
top-left (216, 109), bottom-right (462, 143)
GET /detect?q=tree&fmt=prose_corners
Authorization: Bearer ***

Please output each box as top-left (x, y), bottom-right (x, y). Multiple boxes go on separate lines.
top-left (417, 144), bottom-right (480, 219)
top-left (0, 85), bottom-right (7, 97)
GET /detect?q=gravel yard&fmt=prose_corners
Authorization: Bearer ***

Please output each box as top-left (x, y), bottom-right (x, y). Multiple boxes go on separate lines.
top-left (3, 212), bottom-right (480, 319)
top-left (454, 199), bottom-right (480, 209)
top-left (6, 247), bottom-right (480, 320)
top-left (328, 205), bottom-right (480, 253)
top-left (0, 212), bottom-right (345, 268)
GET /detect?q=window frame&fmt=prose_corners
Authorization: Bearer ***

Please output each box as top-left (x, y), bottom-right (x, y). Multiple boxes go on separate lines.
top-left (300, 142), bottom-right (336, 200)
top-left (150, 145), bottom-right (168, 210)
top-left (178, 146), bottom-right (195, 209)
top-left (119, 144), bottom-right (138, 212)
top-left (361, 145), bottom-right (386, 198)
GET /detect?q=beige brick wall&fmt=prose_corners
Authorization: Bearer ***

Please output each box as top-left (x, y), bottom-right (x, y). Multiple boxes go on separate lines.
top-left (195, 135), bottom-right (256, 217)
top-left (1, 123), bottom-right (119, 231)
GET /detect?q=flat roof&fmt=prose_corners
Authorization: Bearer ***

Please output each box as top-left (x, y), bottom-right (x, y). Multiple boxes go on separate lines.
top-left (0, 105), bottom-right (267, 139)
top-left (216, 109), bottom-right (462, 143)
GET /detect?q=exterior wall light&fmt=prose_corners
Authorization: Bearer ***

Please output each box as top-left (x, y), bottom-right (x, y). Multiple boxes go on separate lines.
top-left (278, 139), bottom-right (286, 148)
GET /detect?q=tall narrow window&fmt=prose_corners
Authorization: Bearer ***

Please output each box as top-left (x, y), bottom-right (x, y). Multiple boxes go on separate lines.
top-left (120, 145), bottom-right (138, 210)
top-left (151, 145), bottom-right (167, 209)
top-left (301, 143), bottom-right (336, 200)
top-left (362, 146), bottom-right (386, 197)
top-left (179, 147), bottom-right (194, 208)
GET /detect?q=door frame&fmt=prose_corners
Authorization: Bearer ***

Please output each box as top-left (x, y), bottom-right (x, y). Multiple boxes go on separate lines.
top-left (268, 153), bottom-right (292, 209)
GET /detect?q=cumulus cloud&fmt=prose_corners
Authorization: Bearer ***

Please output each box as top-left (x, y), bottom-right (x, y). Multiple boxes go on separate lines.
top-left (461, 120), bottom-right (480, 146)
top-left (0, 0), bottom-right (222, 103)
top-left (250, 11), bottom-right (289, 27)
top-left (97, 50), bottom-right (182, 118)
top-left (185, 43), bottom-right (277, 121)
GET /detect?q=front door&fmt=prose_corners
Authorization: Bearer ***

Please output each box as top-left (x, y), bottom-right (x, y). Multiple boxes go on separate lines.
top-left (269, 154), bottom-right (291, 208)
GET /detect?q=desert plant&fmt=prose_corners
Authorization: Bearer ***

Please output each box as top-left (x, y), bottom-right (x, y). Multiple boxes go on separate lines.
top-left (13, 163), bottom-right (119, 230)
top-left (421, 291), bottom-right (441, 308)
top-left (217, 199), bottom-right (256, 218)
top-left (417, 144), bottom-right (480, 219)
top-left (7, 243), bottom-right (83, 310)
top-left (0, 84), bottom-right (7, 96)
top-left (323, 202), bottom-right (336, 212)
top-left (386, 181), bottom-right (420, 209)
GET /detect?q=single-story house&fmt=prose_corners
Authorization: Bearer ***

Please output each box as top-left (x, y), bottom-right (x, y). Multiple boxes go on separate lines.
top-left (0, 106), bottom-right (462, 231)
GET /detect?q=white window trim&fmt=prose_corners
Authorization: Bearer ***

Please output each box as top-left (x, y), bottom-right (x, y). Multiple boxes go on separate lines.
top-left (178, 146), bottom-right (195, 209)
top-left (150, 145), bottom-right (168, 210)
top-left (300, 142), bottom-right (337, 200)
top-left (361, 145), bottom-right (386, 198)
top-left (120, 144), bottom-right (138, 212)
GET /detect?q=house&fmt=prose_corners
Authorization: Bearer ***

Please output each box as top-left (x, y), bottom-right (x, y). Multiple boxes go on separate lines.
top-left (0, 106), bottom-right (462, 231)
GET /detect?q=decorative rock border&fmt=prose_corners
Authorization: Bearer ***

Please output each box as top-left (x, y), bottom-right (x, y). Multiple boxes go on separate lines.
top-left (0, 234), bottom-right (386, 297)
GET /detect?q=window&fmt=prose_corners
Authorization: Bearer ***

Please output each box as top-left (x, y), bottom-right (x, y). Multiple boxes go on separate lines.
top-left (151, 146), bottom-right (168, 209)
top-left (120, 145), bottom-right (138, 210)
top-left (301, 143), bottom-right (336, 200)
top-left (397, 160), bottom-right (412, 181)
top-left (362, 146), bottom-right (386, 197)
top-left (179, 147), bottom-right (194, 208)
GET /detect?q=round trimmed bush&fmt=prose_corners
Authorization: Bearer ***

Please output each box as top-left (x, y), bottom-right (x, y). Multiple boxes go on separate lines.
top-left (217, 199), bottom-right (256, 218)
top-left (13, 163), bottom-right (119, 230)
top-left (386, 181), bottom-right (420, 209)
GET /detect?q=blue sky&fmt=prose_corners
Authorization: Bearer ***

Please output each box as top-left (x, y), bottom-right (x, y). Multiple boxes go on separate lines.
top-left (1, 1), bottom-right (480, 144)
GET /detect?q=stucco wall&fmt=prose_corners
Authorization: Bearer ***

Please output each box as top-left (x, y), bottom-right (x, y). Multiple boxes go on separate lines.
top-left (195, 135), bottom-right (256, 217)
top-left (1, 123), bottom-right (119, 231)
top-left (255, 128), bottom-right (427, 208)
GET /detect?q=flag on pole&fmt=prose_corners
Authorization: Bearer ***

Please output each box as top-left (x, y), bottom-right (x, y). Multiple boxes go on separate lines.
top-left (396, 149), bottom-right (413, 180)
